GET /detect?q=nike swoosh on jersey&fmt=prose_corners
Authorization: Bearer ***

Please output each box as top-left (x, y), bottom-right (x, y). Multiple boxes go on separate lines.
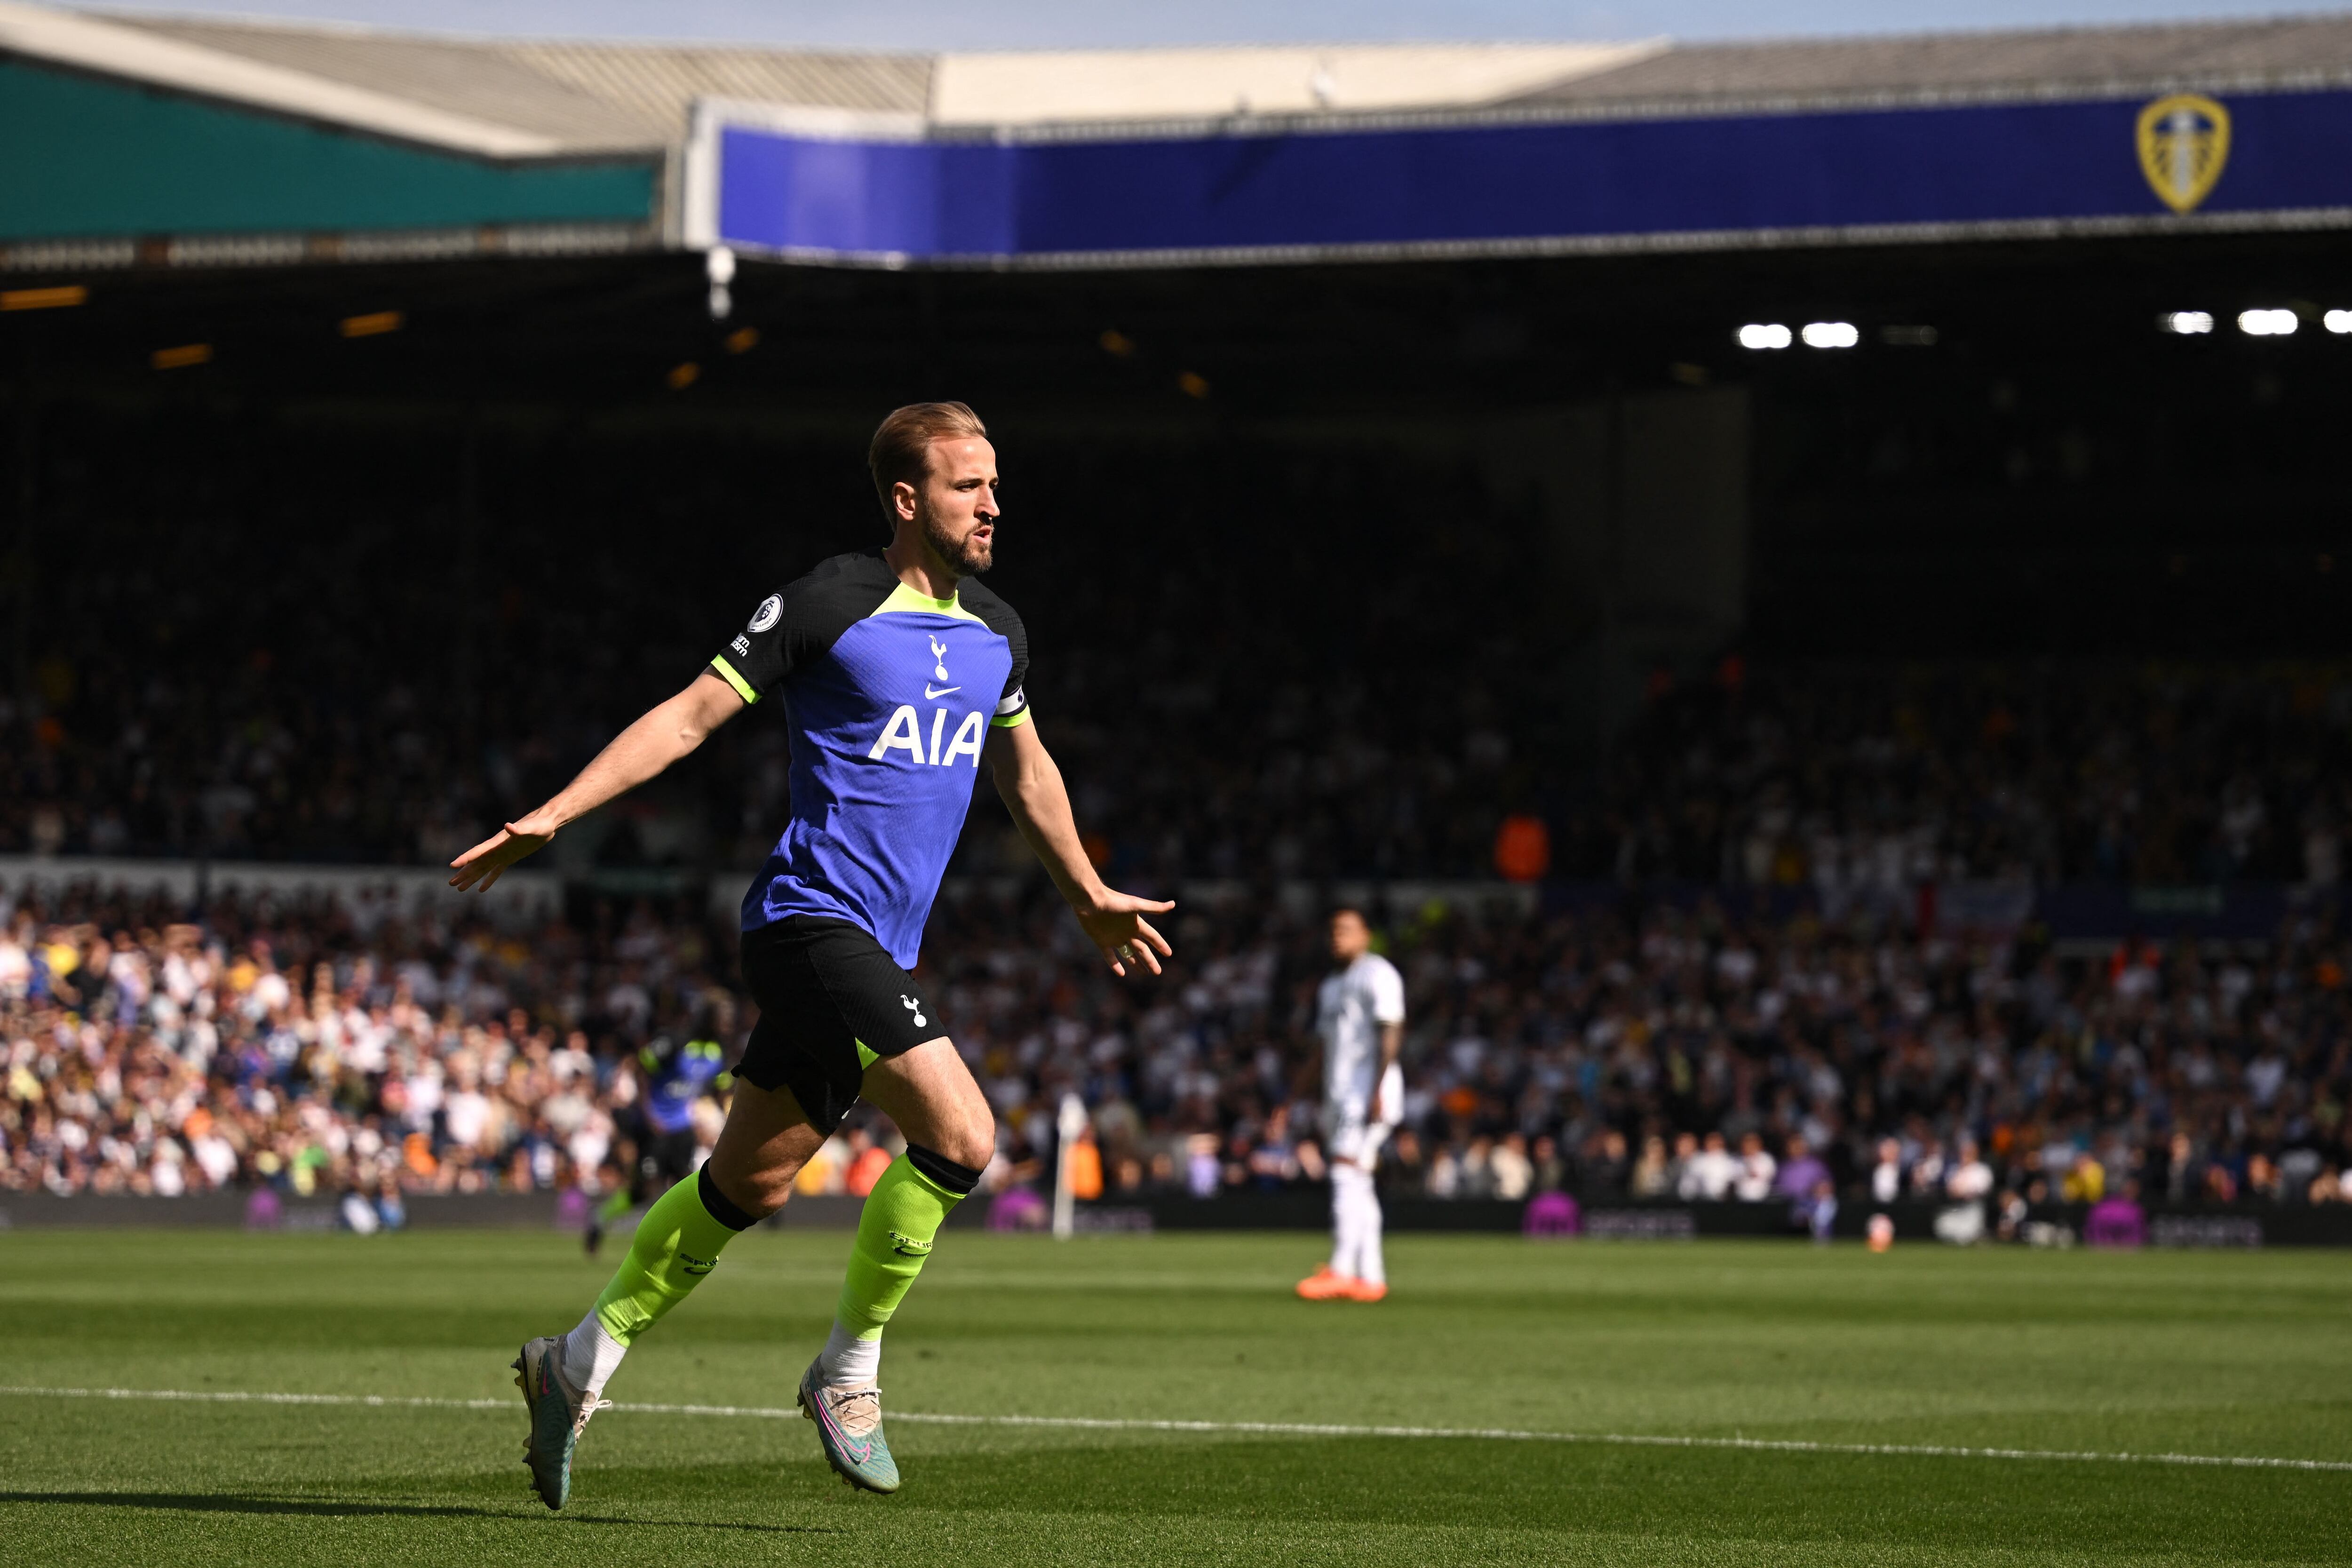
top-left (924, 685), bottom-right (961, 699)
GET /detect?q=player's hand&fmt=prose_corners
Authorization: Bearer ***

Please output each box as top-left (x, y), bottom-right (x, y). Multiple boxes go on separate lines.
top-left (448, 812), bottom-right (559, 892)
top-left (1077, 888), bottom-right (1176, 977)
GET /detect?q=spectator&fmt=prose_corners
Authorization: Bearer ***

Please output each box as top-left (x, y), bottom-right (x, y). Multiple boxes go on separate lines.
top-left (1773, 1135), bottom-right (1828, 1201)
top-left (1629, 1134), bottom-right (1672, 1198)
top-left (1490, 1133), bottom-right (1534, 1201)
top-left (1733, 1131), bottom-right (1778, 1202)
top-left (1680, 1132), bottom-right (1740, 1202)
top-left (1664, 1132), bottom-right (1699, 1198)
top-left (2062, 1150), bottom-right (2107, 1203)
top-left (1581, 1129), bottom-right (1631, 1198)
top-left (1804, 1179), bottom-right (1838, 1242)
top-left (1528, 1135), bottom-right (1568, 1194)
top-left (1945, 1138), bottom-right (1994, 1202)
top-left (1869, 1139), bottom-right (1905, 1205)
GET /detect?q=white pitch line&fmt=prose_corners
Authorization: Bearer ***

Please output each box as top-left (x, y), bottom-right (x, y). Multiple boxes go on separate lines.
top-left (2, 1385), bottom-right (2346, 1475)
top-left (0, 1385), bottom-right (512, 1412)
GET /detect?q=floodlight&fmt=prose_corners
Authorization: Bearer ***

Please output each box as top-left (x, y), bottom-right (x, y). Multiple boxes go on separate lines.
top-left (2238, 308), bottom-right (2298, 336)
top-left (1737, 323), bottom-right (1791, 350)
top-left (2159, 311), bottom-right (2214, 334)
top-left (1801, 321), bottom-right (1859, 349)
top-left (706, 246), bottom-right (738, 321)
top-left (2324, 310), bottom-right (2352, 335)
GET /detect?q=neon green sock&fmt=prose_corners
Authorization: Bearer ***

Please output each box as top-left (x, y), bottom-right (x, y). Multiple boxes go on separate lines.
top-left (592, 1171), bottom-right (747, 1345)
top-left (834, 1155), bottom-right (965, 1343)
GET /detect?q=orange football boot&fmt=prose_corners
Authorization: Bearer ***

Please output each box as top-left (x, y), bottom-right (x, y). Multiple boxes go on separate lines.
top-left (1295, 1265), bottom-right (1353, 1300)
top-left (1342, 1279), bottom-right (1388, 1302)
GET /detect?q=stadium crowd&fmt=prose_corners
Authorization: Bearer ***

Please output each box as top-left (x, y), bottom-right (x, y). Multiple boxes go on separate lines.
top-left (11, 415), bottom-right (2351, 889)
top-left (6, 424), bottom-right (2349, 1216)
top-left (5, 875), bottom-right (2344, 1215)
top-left (10, 629), bottom-right (2352, 896)
top-left (2, 432), bottom-right (1559, 880)
top-left (11, 628), bottom-right (2352, 891)
top-left (1603, 659), bottom-right (2352, 889)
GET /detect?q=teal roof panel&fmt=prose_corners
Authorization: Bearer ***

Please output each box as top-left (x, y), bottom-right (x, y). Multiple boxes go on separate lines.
top-left (0, 57), bottom-right (657, 242)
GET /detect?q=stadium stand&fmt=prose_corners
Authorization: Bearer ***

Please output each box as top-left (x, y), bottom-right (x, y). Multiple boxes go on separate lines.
top-left (6, 338), bottom-right (2352, 1220)
top-left (4, 422), bottom-right (2348, 888)
top-left (6, 861), bottom-right (2347, 1212)
top-left (7, 8), bottom-right (2352, 1230)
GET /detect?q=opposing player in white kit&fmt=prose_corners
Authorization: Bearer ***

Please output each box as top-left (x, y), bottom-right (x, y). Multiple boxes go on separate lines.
top-left (1298, 907), bottom-right (1405, 1302)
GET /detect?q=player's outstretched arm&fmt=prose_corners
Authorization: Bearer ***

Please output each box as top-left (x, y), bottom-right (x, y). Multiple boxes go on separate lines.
top-left (449, 671), bottom-right (744, 892)
top-left (985, 719), bottom-right (1174, 977)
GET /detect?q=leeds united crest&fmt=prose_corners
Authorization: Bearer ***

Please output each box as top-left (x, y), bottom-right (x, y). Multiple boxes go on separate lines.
top-left (2137, 93), bottom-right (2230, 214)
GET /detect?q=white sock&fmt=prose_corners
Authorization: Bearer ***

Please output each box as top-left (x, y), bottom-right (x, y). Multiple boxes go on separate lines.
top-left (1334, 1165), bottom-right (1383, 1285)
top-left (562, 1310), bottom-right (627, 1396)
top-left (1354, 1179), bottom-right (1386, 1286)
top-left (817, 1319), bottom-right (881, 1388)
top-left (1332, 1164), bottom-right (1371, 1279)
top-left (1329, 1188), bottom-right (1356, 1277)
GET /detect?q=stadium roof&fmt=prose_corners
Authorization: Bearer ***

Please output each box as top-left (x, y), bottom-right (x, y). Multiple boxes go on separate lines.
top-left (24, 9), bottom-right (2352, 152)
top-left (84, 12), bottom-right (934, 153)
top-left (1507, 16), bottom-right (2352, 110)
top-left (6, 5), bottom-right (2352, 269)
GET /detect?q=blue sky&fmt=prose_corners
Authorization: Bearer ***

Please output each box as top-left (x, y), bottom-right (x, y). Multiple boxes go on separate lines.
top-left (58, 0), bottom-right (2352, 48)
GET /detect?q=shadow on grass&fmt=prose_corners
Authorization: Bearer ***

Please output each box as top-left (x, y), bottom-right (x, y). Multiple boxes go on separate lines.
top-left (0, 1491), bottom-right (836, 1532)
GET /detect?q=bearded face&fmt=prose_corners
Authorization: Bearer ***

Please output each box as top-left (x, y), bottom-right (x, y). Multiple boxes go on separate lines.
top-left (895, 433), bottom-right (998, 578)
top-left (924, 507), bottom-right (993, 575)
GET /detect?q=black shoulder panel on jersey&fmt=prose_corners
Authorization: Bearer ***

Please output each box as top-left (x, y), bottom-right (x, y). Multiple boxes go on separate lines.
top-left (959, 577), bottom-right (1031, 723)
top-left (708, 549), bottom-right (898, 704)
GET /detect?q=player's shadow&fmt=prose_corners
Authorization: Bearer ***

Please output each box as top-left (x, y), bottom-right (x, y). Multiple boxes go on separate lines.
top-left (0, 1491), bottom-right (835, 1532)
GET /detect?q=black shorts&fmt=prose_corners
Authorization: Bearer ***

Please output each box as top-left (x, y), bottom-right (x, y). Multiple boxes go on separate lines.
top-left (736, 915), bottom-right (941, 1137)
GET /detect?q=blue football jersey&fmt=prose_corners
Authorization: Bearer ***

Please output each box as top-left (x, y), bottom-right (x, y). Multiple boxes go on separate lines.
top-left (707, 549), bottom-right (1029, 966)
top-left (640, 1037), bottom-right (729, 1135)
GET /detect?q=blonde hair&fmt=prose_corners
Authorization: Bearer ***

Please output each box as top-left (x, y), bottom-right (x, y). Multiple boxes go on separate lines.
top-left (867, 401), bottom-right (987, 523)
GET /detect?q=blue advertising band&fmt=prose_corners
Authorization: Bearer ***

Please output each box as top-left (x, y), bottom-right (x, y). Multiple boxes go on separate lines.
top-left (711, 88), bottom-right (2352, 265)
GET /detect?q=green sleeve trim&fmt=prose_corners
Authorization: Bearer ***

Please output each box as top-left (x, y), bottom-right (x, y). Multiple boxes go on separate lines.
top-left (990, 707), bottom-right (1032, 730)
top-left (709, 656), bottom-right (760, 705)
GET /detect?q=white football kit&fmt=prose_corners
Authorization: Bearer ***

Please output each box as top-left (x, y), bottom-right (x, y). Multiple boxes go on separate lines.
top-left (1317, 952), bottom-right (1405, 1286)
top-left (1319, 952), bottom-right (1406, 1160)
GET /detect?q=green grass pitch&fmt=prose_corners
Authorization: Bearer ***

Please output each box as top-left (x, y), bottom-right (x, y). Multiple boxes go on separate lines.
top-left (0, 1226), bottom-right (2345, 1566)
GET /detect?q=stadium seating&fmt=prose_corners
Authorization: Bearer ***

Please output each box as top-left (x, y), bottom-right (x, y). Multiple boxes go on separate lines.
top-left (5, 422), bottom-right (2348, 1211)
top-left (3, 872), bottom-right (2343, 1210)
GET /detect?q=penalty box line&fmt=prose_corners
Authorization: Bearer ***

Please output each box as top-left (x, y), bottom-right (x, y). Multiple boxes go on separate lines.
top-left (2, 1385), bottom-right (2346, 1475)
